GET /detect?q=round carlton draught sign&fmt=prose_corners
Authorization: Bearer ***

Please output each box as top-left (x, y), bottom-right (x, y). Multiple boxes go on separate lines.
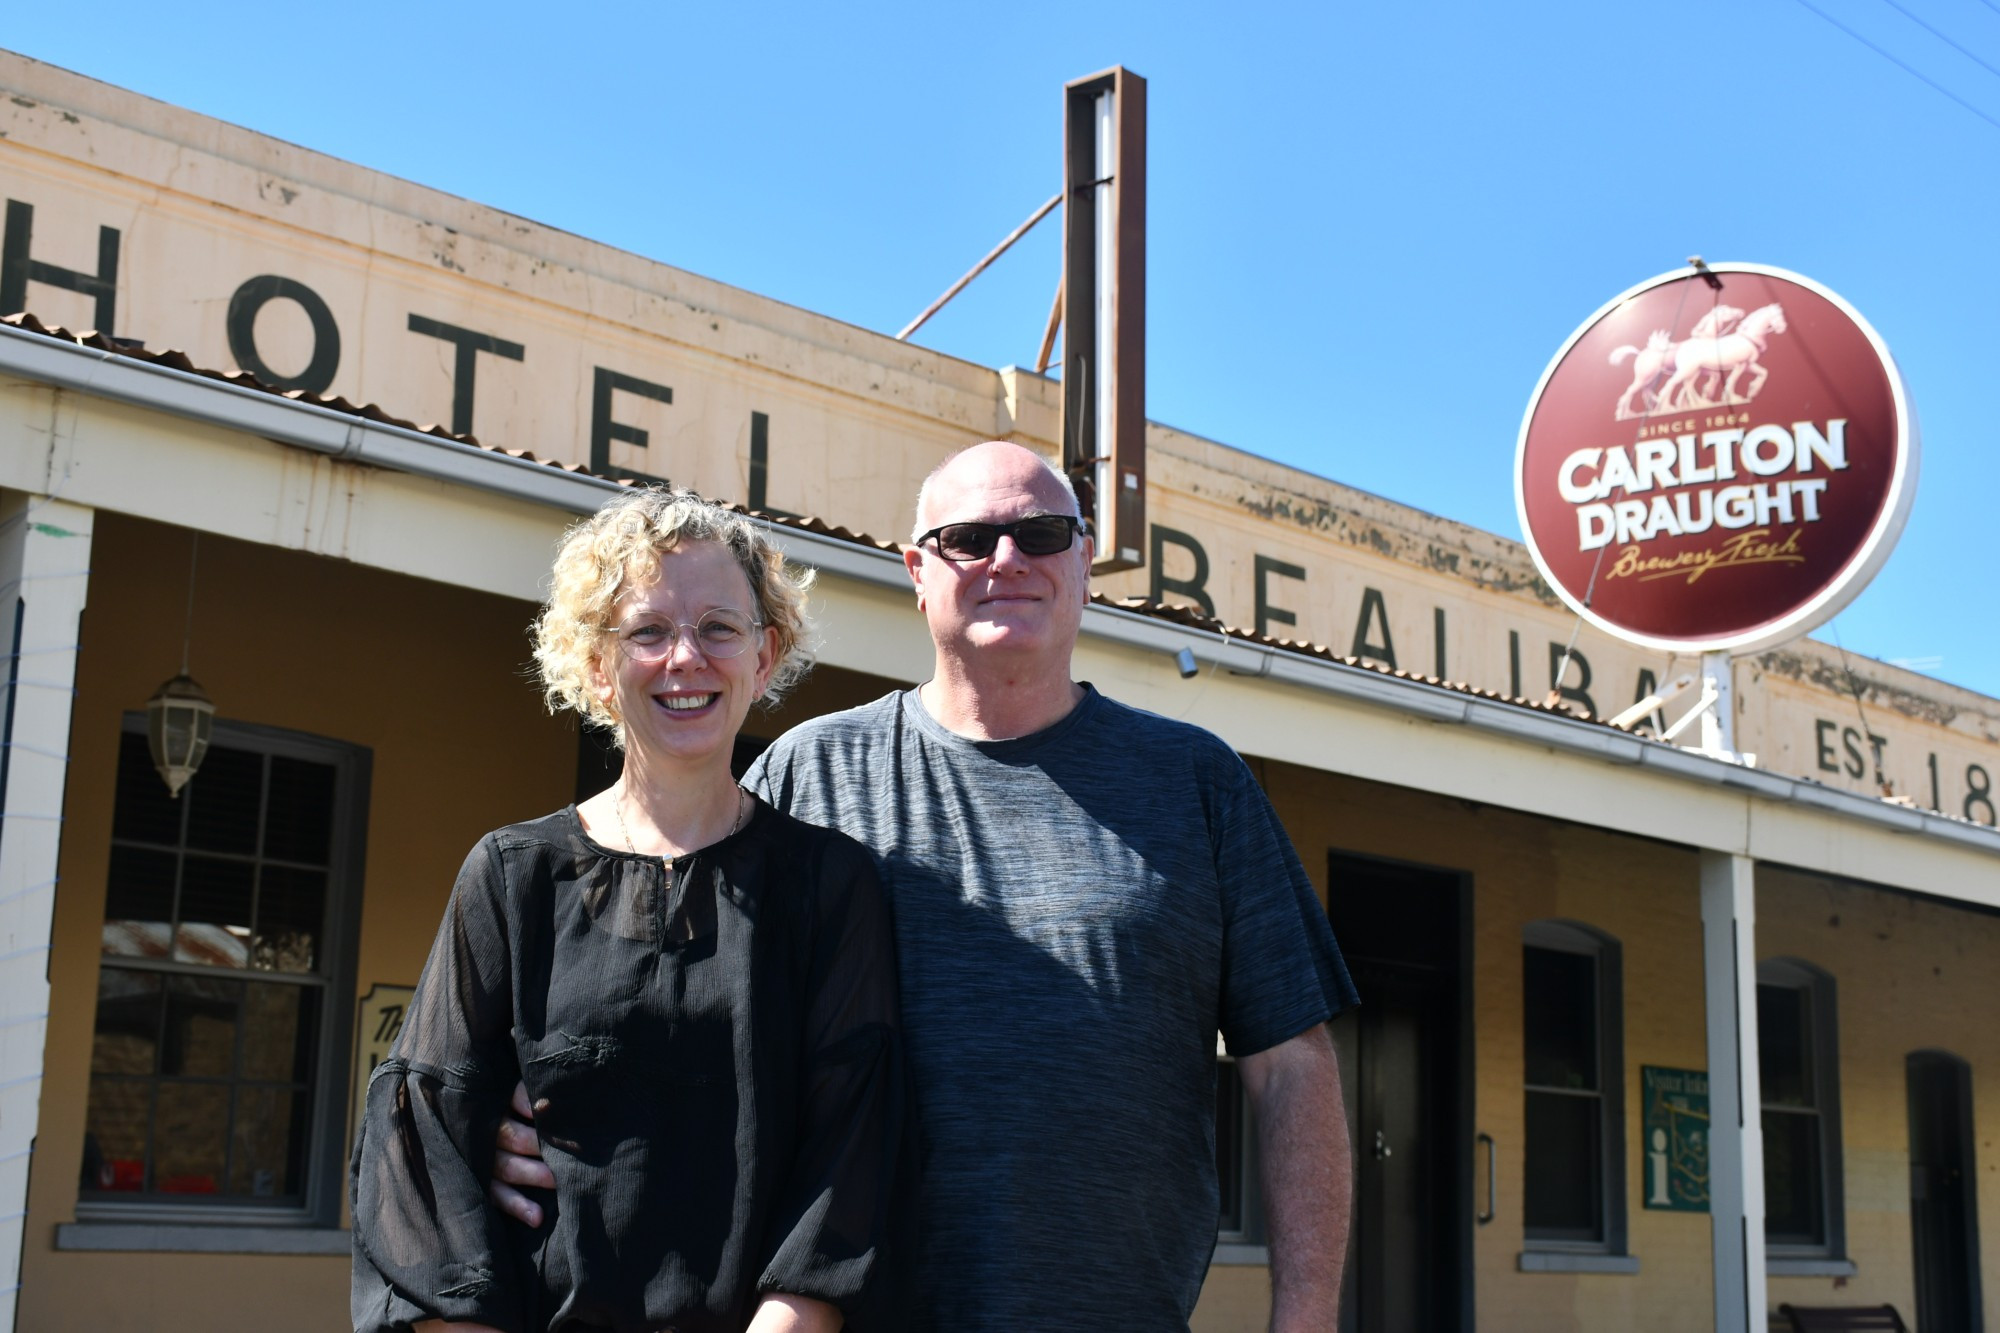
top-left (1515, 263), bottom-right (1917, 656)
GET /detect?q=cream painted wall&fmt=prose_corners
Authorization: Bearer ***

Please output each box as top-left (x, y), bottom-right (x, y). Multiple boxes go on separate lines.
top-left (0, 55), bottom-right (997, 547)
top-left (5, 45), bottom-right (1997, 818)
top-left (1097, 416), bottom-right (2000, 815)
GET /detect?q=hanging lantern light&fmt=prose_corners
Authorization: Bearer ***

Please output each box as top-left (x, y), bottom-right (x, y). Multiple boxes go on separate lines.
top-left (146, 674), bottom-right (215, 798)
top-left (147, 532), bottom-right (214, 798)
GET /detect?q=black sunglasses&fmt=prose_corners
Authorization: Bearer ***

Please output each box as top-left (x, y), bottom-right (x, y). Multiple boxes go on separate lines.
top-left (916, 515), bottom-right (1085, 562)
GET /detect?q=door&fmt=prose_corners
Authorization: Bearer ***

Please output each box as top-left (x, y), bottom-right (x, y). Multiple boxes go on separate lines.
top-left (1327, 853), bottom-right (1470, 1333)
top-left (1908, 1050), bottom-right (1983, 1333)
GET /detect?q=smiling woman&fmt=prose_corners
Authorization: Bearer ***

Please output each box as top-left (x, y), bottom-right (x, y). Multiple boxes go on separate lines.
top-left (350, 489), bottom-right (915, 1333)
top-left (534, 489), bottom-right (816, 731)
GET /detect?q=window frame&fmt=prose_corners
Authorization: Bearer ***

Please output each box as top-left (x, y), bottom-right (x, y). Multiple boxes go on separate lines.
top-left (1213, 1045), bottom-right (1266, 1253)
top-left (1757, 957), bottom-right (1847, 1262)
top-left (79, 714), bottom-right (369, 1229)
top-left (1521, 919), bottom-right (1628, 1259)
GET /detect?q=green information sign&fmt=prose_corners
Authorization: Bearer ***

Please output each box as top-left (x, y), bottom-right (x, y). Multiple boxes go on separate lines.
top-left (1642, 1065), bottom-right (1709, 1211)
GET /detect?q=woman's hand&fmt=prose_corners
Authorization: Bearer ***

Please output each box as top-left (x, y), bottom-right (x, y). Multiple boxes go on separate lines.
top-left (745, 1293), bottom-right (843, 1332)
top-left (488, 1080), bottom-right (555, 1226)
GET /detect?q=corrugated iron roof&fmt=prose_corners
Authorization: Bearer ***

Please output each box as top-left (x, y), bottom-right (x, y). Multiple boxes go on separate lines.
top-left (4, 309), bottom-right (1919, 783)
top-left (0, 310), bottom-right (1649, 729)
top-left (1, 311), bottom-right (604, 479)
top-left (4, 309), bottom-right (912, 549)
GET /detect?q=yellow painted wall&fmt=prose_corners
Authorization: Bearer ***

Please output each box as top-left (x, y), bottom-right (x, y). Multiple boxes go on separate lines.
top-left (25, 511), bottom-right (576, 1331)
top-left (1246, 763), bottom-right (1715, 1333)
top-left (25, 512), bottom-right (1998, 1332)
top-left (22, 506), bottom-right (919, 1331)
top-left (1195, 760), bottom-right (2000, 1332)
top-left (1759, 866), bottom-right (2000, 1328)
top-left (1192, 1264), bottom-right (1278, 1332)
top-left (10, 48), bottom-right (1999, 816)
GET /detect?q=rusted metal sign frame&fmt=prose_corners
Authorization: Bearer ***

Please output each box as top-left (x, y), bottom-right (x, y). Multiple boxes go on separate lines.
top-left (1062, 66), bottom-right (1146, 573)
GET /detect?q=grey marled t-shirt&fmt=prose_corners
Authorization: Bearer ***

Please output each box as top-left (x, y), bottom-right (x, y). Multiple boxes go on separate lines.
top-left (745, 685), bottom-right (1356, 1331)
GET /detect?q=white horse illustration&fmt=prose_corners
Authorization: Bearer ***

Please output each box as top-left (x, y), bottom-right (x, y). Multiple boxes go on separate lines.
top-left (1651, 303), bottom-right (1786, 412)
top-left (1608, 305), bottom-right (1745, 420)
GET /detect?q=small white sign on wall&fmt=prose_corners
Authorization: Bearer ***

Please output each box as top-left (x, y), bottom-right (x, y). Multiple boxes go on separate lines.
top-left (351, 983), bottom-right (415, 1142)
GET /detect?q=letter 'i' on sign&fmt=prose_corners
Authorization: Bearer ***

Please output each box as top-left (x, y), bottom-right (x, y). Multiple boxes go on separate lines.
top-left (1061, 67), bottom-right (1147, 575)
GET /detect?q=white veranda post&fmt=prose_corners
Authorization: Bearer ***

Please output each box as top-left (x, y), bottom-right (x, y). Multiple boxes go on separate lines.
top-left (1701, 850), bottom-right (1767, 1333)
top-left (0, 496), bottom-right (91, 1331)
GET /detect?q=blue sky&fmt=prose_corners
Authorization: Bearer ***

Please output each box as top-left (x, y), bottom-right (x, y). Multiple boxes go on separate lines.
top-left (10, 0), bottom-right (1999, 697)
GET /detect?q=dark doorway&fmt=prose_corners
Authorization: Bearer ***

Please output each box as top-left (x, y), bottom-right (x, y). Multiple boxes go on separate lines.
top-left (1326, 852), bottom-right (1471, 1333)
top-left (1908, 1050), bottom-right (1983, 1333)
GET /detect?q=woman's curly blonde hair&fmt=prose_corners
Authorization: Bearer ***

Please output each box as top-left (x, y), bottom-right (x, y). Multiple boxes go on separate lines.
top-left (532, 488), bottom-right (815, 747)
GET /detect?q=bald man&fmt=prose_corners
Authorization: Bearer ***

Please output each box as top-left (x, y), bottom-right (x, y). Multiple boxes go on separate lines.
top-left (496, 443), bottom-right (1356, 1330)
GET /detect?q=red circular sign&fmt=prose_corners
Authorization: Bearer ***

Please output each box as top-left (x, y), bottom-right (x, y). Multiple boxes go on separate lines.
top-left (1515, 264), bottom-right (1917, 655)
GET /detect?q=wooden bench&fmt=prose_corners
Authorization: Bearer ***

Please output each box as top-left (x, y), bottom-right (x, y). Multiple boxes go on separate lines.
top-left (1777, 1305), bottom-right (1909, 1333)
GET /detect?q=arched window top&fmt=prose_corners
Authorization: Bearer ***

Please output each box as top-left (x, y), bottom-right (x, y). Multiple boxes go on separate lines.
top-left (1758, 955), bottom-right (1846, 1256)
top-left (1521, 918), bottom-right (1626, 1253)
top-left (1524, 918), bottom-right (1619, 956)
top-left (1759, 956), bottom-right (1834, 990)
top-left (1908, 1048), bottom-right (1972, 1072)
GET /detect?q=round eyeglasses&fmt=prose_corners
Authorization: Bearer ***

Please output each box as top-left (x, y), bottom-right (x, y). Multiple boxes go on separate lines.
top-left (608, 608), bottom-right (763, 662)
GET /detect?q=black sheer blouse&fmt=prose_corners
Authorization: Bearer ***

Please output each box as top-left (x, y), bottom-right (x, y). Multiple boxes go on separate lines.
top-left (351, 802), bottom-right (913, 1332)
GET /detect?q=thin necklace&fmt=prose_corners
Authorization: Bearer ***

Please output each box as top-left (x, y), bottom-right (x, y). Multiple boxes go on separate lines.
top-left (615, 784), bottom-right (749, 856)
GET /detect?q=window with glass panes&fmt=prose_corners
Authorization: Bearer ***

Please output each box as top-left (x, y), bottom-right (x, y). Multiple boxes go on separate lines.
top-left (83, 720), bottom-right (364, 1218)
top-left (1214, 1054), bottom-right (1263, 1244)
top-left (1758, 960), bottom-right (1844, 1254)
top-left (1522, 922), bottom-right (1626, 1251)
